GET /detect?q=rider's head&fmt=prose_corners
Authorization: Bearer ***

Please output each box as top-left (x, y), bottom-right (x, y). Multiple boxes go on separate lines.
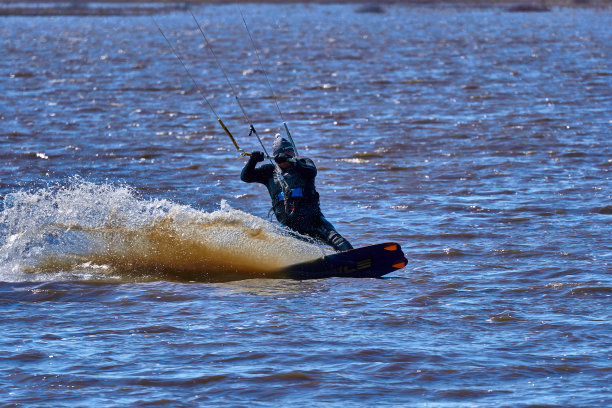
top-left (272, 135), bottom-right (294, 156)
top-left (272, 135), bottom-right (295, 169)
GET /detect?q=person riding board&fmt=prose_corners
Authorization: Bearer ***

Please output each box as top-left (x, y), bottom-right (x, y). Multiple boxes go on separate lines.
top-left (241, 136), bottom-right (353, 252)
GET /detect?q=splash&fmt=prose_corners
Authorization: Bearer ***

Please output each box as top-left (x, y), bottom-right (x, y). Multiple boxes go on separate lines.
top-left (0, 178), bottom-right (327, 283)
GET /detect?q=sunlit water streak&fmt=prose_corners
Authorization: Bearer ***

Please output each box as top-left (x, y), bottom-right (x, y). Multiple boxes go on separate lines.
top-left (0, 3), bottom-right (611, 407)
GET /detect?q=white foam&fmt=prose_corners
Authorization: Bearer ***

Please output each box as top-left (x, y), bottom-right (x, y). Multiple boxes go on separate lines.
top-left (0, 177), bottom-right (326, 282)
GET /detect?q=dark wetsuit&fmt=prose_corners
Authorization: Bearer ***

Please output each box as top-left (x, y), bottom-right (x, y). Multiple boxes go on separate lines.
top-left (241, 155), bottom-right (353, 252)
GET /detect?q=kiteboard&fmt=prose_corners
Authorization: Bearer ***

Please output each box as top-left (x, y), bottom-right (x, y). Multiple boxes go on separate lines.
top-left (273, 242), bottom-right (407, 280)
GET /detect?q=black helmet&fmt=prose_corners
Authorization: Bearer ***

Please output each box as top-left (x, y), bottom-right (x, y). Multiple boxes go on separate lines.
top-left (272, 135), bottom-right (294, 156)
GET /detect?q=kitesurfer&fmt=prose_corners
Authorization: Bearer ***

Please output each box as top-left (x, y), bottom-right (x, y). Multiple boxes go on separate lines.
top-left (241, 136), bottom-right (353, 252)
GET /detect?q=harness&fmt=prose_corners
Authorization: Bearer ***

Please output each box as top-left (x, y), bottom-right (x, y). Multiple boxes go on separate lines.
top-left (275, 186), bottom-right (311, 217)
top-left (276, 187), bottom-right (304, 203)
top-left (269, 174), bottom-right (319, 224)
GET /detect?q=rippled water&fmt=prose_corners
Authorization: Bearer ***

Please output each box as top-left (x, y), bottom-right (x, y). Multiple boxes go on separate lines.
top-left (1, 3), bottom-right (611, 406)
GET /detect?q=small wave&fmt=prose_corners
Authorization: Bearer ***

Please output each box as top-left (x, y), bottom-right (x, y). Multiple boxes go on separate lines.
top-left (9, 71), bottom-right (35, 78)
top-left (3, 131), bottom-right (32, 138)
top-left (561, 151), bottom-right (586, 158)
top-left (425, 248), bottom-right (466, 258)
top-left (254, 371), bottom-right (317, 382)
top-left (369, 79), bottom-right (393, 86)
top-left (390, 204), bottom-right (414, 210)
top-left (487, 311), bottom-right (523, 323)
top-left (409, 118), bottom-right (445, 125)
top-left (490, 248), bottom-right (530, 256)
top-left (353, 151), bottom-right (384, 159)
top-left (179, 164), bottom-right (202, 171)
top-left (129, 325), bottom-right (184, 334)
top-left (355, 4), bottom-right (385, 13)
top-left (373, 163), bottom-right (411, 173)
top-left (23, 152), bottom-right (50, 161)
top-left (134, 375), bottom-right (229, 387)
top-left (569, 286), bottom-right (612, 296)
top-left (75, 107), bottom-right (105, 114)
top-left (241, 68), bottom-right (264, 76)
top-left (545, 282), bottom-right (580, 290)
top-left (592, 205), bottom-right (612, 215)
top-left (308, 84), bottom-right (341, 92)
top-left (338, 158), bottom-right (370, 164)
top-left (435, 388), bottom-right (508, 398)
top-left (40, 334), bottom-right (62, 340)
top-left (408, 295), bottom-right (434, 306)
top-left (500, 217), bottom-right (531, 224)
top-left (0, 349), bottom-right (48, 362)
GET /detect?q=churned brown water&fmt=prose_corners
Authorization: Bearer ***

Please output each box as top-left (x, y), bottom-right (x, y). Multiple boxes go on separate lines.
top-left (1, 3), bottom-right (611, 406)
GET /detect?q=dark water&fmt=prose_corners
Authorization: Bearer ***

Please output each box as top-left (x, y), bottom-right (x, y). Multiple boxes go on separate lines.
top-left (1, 3), bottom-right (611, 406)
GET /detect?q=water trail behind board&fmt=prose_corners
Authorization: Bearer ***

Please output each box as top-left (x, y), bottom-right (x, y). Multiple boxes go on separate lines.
top-left (0, 179), bottom-right (328, 282)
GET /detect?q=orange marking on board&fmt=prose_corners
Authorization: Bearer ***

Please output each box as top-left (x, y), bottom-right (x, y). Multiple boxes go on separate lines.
top-left (392, 261), bottom-right (407, 269)
top-left (384, 244), bottom-right (398, 251)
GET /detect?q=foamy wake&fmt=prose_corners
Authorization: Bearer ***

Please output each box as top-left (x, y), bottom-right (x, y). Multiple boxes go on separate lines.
top-left (0, 178), bottom-right (328, 282)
